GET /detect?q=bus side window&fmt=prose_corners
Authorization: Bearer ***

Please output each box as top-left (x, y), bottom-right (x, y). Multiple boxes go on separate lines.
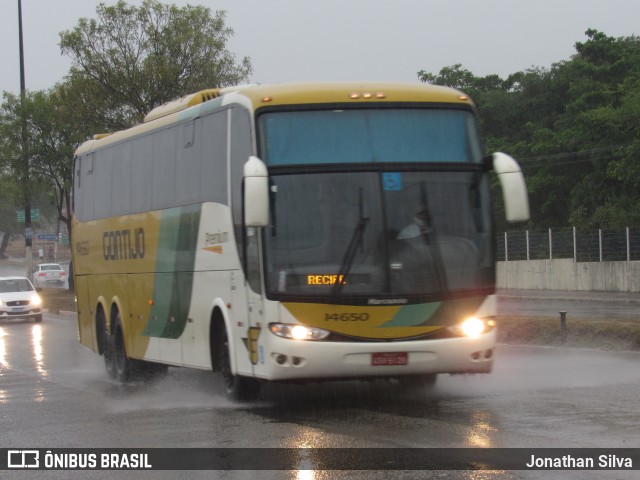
top-left (230, 106), bottom-right (253, 271)
top-left (73, 157), bottom-right (81, 218)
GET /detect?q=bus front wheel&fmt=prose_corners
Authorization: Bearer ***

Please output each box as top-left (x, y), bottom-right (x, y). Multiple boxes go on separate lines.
top-left (214, 326), bottom-right (260, 401)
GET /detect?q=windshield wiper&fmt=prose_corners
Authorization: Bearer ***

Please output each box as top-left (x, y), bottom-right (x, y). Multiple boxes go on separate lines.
top-left (331, 188), bottom-right (369, 297)
top-left (418, 184), bottom-right (449, 293)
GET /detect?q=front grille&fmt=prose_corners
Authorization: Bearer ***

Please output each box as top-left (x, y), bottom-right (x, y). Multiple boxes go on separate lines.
top-left (324, 327), bottom-right (455, 343)
top-left (7, 300), bottom-right (29, 307)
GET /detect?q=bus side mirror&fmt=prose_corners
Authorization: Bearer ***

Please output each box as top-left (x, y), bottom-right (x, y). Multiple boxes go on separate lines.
top-left (492, 152), bottom-right (530, 222)
top-left (244, 156), bottom-right (269, 227)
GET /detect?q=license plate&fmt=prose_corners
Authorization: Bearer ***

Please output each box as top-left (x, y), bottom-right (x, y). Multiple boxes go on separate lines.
top-left (371, 352), bottom-right (408, 366)
top-left (12, 307), bottom-right (26, 312)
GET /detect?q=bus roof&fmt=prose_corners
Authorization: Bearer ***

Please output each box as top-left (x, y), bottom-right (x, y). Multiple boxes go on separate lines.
top-left (235, 82), bottom-right (472, 107)
top-left (75, 82), bottom-right (473, 156)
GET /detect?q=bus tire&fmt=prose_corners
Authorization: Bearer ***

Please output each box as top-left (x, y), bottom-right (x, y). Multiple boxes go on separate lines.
top-left (111, 313), bottom-right (137, 383)
top-left (100, 309), bottom-right (118, 380)
top-left (214, 324), bottom-right (260, 401)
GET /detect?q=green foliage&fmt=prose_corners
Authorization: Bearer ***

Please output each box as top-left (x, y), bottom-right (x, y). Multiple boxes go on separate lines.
top-left (1, 0), bottom-right (251, 244)
top-left (59, 0), bottom-right (252, 129)
top-left (0, 92), bottom-right (31, 214)
top-left (0, 174), bottom-right (20, 257)
top-left (419, 29), bottom-right (640, 230)
top-left (0, 89), bottom-right (84, 239)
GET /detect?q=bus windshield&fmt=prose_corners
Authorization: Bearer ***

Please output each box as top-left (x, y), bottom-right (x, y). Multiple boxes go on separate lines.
top-left (258, 108), bottom-right (493, 303)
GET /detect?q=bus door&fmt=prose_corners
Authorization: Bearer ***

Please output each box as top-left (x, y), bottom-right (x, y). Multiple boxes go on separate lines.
top-left (232, 226), bottom-right (264, 377)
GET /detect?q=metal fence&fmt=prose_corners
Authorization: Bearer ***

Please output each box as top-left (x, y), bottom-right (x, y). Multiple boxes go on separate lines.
top-left (497, 227), bottom-right (640, 262)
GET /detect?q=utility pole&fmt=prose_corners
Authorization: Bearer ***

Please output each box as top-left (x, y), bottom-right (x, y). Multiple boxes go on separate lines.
top-left (18, 0), bottom-right (33, 279)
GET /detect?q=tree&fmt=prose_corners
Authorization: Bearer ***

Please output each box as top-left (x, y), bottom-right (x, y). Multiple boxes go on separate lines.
top-left (28, 87), bottom-right (91, 238)
top-left (0, 174), bottom-right (21, 259)
top-left (0, 91), bottom-right (34, 256)
top-left (418, 64), bottom-right (479, 93)
top-left (59, 0), bottom-right (252, 130)
top-left (417, 29), bottom-right (640, 230)
top-left (0, 88), bottom-right (89, 243)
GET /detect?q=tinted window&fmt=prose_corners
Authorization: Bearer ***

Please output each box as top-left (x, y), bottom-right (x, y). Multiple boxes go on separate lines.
top-left (258, 109), bottom-right (482, 166)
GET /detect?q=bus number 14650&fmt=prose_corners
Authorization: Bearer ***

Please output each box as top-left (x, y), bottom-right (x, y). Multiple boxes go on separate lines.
top-left (325, 313), bottom-right (370, 322)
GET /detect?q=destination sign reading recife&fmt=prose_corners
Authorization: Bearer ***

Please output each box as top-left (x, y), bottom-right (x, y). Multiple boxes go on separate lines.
top-left (307, 274), bottom-right (346, 286)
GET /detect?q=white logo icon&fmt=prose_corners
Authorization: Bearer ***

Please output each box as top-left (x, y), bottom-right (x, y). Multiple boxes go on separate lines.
top-left (8, 450), bottom-right (39, 468)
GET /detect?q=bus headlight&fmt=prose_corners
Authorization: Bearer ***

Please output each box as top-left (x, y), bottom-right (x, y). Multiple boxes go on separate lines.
top-left (269, 323), bottom-right (331, 341)
top-left (448, 317), bottom-right (495, 337)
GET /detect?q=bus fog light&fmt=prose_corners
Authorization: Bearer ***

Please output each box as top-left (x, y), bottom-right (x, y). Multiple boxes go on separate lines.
top-left (269, 323), bottom-right (330, 341)
top-left (274, 353), bottom-right (287, 365)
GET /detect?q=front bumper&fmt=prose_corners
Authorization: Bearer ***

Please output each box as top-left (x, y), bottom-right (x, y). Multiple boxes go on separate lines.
top-left (0, 307), bottom-right (42, 320)
top-left (252, 329), bottom-right (496, 382)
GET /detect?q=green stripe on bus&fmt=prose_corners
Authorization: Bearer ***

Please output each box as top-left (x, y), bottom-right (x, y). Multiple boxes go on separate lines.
top-left (380, 297), bottom-right (486, 328)
top-left (143, 204), bottom-right (201, 338)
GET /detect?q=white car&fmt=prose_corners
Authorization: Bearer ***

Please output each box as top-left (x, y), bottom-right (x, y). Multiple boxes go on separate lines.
top-left (0, 276), bottom-right (43, 323)
top-left (33, 263), bottom-right (67, 288)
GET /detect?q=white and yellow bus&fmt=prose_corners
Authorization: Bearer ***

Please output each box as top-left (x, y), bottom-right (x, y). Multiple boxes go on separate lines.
top-left (72, 82), bottom-right (528, 399)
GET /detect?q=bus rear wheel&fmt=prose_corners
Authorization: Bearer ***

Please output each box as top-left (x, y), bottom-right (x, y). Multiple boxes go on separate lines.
top-left (215, 326), bottom-right (260, 401)
top-left (100, 311), bottom-right (117, 380)
top-left (102, 311), bottom-right (166, 382)
top-left (106, 314), bottom-right (137, 383)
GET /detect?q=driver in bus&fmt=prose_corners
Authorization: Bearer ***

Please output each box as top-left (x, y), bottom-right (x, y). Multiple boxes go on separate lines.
top-left (397, 205), bottom-right (433, 240)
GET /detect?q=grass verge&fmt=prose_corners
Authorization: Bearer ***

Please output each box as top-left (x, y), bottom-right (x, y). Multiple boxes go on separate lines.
top-left (40, 288), bottom-right (76, 314)
top-left (497, 315), bottom-right (640, 351)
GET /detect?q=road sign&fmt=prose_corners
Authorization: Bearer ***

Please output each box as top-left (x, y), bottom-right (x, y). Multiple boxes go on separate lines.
top-left (37, 233), bottom-right (58, 241)
top-left (16, 209), bottom-right (40, 223)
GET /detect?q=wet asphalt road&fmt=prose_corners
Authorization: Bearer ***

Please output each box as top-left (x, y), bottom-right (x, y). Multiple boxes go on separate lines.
top-left (1, 310), bottom-right (639, 480)
top-left (1, 260), bottom-right (639, 478)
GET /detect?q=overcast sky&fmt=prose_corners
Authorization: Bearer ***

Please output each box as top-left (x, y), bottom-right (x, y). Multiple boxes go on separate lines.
top-left (1, 0), bottom-right (639, 95)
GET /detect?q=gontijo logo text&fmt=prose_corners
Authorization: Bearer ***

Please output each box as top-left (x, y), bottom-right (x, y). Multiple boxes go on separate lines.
top-left (103, 228), bottom-right (145, 261)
